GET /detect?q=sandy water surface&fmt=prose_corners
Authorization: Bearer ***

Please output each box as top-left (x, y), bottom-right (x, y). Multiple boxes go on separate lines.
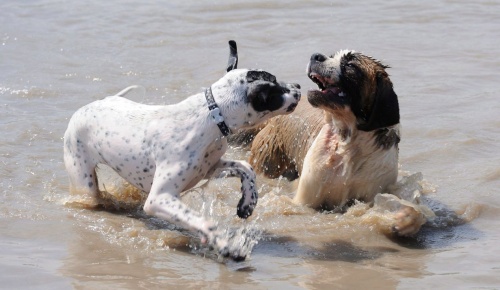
top-left (1, 0), bottom-right (499, 289)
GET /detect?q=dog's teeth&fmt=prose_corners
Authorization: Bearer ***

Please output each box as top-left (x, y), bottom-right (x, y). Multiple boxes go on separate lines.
top-left (339, 92), bottom-right (345, 97)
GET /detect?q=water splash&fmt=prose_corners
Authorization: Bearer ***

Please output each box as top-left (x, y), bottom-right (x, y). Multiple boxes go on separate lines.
top-left (58, 164), bottom-right (480, 261)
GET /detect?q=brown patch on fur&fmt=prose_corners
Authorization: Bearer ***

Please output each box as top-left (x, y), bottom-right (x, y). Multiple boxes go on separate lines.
top-left (248, 100), bottom-right (323, 178)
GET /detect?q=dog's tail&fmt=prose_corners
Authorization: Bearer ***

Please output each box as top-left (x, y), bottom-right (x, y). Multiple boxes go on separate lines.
top-left (226, 40), bottom-right (238, 72)
top-left (115, 85), bottom-right (144, 97)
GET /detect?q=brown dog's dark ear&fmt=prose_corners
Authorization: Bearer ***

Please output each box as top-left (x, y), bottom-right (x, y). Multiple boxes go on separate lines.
top-left (358, 71), bottom-right (400, 131)
top-left (226, 40), bottom-right (238, 72)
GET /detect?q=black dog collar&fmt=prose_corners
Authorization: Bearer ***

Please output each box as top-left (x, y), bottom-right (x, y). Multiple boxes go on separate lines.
top-left (205, 87), bottom-right (231, 137)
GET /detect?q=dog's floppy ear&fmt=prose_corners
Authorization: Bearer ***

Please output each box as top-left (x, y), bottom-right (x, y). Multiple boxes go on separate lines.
top-left (358, 71), bottom-right (400, 131)
top-left (226, 40), bottom-right (238, 72)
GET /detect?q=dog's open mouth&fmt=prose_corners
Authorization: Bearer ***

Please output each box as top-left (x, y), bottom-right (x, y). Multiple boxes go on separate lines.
top-left (308, 72), bottom-right (344, 97)
top-left (307, 72), bottom-right (347, 108)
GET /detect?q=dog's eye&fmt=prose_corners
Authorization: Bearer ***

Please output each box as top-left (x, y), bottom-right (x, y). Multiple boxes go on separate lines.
top-left (344, 62), bottom-right (359, 72)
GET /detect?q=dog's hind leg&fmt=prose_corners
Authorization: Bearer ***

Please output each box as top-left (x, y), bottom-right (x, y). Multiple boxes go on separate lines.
top-left (63, 133), bottom-right (99, 200)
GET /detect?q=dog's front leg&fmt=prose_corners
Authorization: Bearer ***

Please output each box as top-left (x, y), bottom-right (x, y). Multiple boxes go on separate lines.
top-left (143, 190), bottom-right (214, 237)
top-left (143, 182), bottom-right (232, 255)
top-left (208, 158), bottom-right (258, 219)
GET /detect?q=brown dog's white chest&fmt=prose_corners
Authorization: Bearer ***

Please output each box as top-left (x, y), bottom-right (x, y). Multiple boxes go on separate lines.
top-left (294, 123), bottom-right (399, 210)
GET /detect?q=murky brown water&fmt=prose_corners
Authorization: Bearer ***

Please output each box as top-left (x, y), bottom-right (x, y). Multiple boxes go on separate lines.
top-left (1, 0), bottom-right (499, 289)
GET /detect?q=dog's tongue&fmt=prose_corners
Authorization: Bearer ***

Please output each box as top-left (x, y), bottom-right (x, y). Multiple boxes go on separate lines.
top-left (323, 86), bottom-right (342, 95)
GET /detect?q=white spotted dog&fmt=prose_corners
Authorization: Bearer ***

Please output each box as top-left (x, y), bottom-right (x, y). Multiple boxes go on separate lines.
top-left (63, 41), bottom-right (301, 260)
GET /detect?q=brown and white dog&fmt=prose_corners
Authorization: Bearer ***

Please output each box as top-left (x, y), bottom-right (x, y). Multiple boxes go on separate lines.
top-left (240, 50), bottom-right (425, 236)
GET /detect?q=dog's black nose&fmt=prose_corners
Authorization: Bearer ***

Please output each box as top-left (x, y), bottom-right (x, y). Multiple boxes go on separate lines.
top-left (311, 53), bottom-right (327, 62)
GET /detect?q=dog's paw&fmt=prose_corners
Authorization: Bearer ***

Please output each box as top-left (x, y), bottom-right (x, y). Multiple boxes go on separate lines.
top-left (392, 205), bottom-right (427, 237)
top-left (217, 245), bottom-right (246, 262)
top-left (374, 193), bottom-right (431, 237)
top-left (237, 198), bottom-right (256, 219)
top-left (216, 227), bottom-right (261, 261)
